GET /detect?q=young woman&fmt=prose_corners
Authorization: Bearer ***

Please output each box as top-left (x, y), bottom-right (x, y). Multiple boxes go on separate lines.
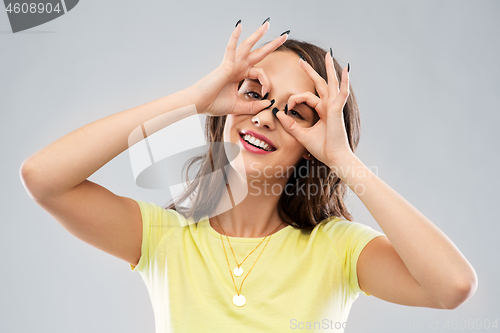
top-left (20, 18), bottom-right (477, 332)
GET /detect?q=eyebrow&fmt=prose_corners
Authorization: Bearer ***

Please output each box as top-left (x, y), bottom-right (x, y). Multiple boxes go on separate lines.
top-left (244, 78), bottom-right (316, 114)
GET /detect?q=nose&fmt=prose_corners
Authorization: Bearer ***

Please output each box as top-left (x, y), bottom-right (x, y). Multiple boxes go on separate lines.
top-left (252, 99), bottom-right (286, 129)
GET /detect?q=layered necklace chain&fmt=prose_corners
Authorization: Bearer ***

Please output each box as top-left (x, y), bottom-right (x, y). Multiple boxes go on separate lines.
top-left (214, 215), bottom-right (284, 307)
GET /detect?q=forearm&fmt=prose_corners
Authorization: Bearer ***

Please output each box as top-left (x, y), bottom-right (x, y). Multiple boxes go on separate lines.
top-left (21, 87), bottom-right (199, 199)
top-left (332, 154), bottom-right (477, 304)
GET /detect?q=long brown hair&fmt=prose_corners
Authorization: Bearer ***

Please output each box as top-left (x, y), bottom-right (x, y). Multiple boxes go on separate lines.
top-left (164, 38), bottom-right (361, 230)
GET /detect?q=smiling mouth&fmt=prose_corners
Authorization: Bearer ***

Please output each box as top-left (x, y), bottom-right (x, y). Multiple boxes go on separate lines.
top-left (239, 133), bottom-right (276, 152)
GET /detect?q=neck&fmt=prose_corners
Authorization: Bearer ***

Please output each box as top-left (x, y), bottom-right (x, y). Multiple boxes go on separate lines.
top-left (209, 165), bottom-right (290, 238)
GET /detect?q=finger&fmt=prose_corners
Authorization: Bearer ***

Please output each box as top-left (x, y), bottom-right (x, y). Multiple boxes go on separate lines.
top-left (234, 98), bottom-right (274, 115)
top-left (287, 91), bottom-right (321, 110)
top-left (237, 20), bottom-right (270, 57)
top-left (247, 67), bottom-right (272, 99)
top-left (298, 57), bottom-right (329, 100)
top-left (329, 67), bottom-right (350, 114)
top-left (275, 111), bottom-right (308, 144)
top-left (325, 51), bottom-right (340, 98)
top-left (223, 23), bottom-right (242, 64)
top-left (247, 33), bottom-right (288, 65)
top-left (286, 91), bottom-right (325, 119)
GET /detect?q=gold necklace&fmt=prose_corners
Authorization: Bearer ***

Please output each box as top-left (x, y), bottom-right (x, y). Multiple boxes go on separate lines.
top-left (215, 216), bottom-right (281, 277)
top-left (214, 215), bottom-right (284, 307)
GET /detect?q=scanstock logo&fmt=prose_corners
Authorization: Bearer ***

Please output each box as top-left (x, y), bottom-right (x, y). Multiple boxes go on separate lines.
top-left (3, 0), bottom-right (79, 33)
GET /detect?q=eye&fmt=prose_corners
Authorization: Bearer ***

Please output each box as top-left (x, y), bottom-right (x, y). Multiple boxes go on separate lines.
top-left (289, 109), bottom-right (304, 120)
top-left (244, 91), bottom-right (262, 99)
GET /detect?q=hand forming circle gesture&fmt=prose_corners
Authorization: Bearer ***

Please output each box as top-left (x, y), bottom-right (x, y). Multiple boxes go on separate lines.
top-left (190, 19), bottom-right (288, 117)
top-left (275, 52), bottom-right (354, 168)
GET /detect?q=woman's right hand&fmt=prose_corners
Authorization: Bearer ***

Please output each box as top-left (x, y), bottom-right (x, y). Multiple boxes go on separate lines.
top-left (188, 19), bottom-right (288, 116)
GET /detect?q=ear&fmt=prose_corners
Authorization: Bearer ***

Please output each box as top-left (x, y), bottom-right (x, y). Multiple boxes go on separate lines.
top-left (303, 152), bottom-right (313, 160)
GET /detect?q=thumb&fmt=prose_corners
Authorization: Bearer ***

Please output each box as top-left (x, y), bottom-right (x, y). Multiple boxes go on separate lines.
top-left (276, 111), bottom-right (306, 144)
top-left (235, 99), bottom-right (274, 115)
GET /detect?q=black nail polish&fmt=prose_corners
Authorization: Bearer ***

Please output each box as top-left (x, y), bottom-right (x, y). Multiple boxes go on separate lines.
top-left (266, 99), bottom-right (275, 109)
top-left (262, 17), bottom-right (270, 25)
top-left (348, 63), bottom-right (350, 73)
top-left (284, 104), bottom-right (288, 115)
top-left (330, 47), bottom-right (333, 59)
top-left (235, 19), bottom-right (241, 28)
top-left (262, 92), bottom-right (269, 100)
top-left (298, 54), bottom-right (306, 62)
top-left (272, 107), bottom-right (279, 118)
top-left (280, 30), bottom-right (290, 36)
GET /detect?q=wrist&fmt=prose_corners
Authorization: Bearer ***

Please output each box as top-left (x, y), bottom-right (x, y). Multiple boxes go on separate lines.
top-left (328, 153), bottom-right (366, 183)
top-left (181, 86), bottom-right (204, 115)
top-left (186, 66), bottom-right (226, 115)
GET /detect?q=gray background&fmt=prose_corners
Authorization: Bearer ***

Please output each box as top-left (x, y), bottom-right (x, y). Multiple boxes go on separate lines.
top-left (1, 0), bottom-right (499, 332)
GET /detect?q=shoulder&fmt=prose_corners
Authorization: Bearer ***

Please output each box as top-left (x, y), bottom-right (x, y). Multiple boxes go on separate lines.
top-left (318, 216), bottom-right (385, 248)
top-left (318, 215), bottom-right (366, 234)
top-left (134, 200), bottom-right (192, 228)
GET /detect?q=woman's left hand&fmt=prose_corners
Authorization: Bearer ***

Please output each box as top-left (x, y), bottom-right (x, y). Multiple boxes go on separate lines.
top-left (275, 52), bottom-right (354, 170)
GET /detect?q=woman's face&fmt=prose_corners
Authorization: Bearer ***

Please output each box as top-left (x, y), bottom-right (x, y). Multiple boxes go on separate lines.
top-left (224, 50), bottom-right (318, 180)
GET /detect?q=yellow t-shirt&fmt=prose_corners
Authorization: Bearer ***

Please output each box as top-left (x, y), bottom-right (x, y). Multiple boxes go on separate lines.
top-left (130, 200), bottom-right (385, 333)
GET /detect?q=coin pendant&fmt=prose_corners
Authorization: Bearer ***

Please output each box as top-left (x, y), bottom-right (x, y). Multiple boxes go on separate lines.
top-left (233, 266), bottom-right (243, 277)
top-left (233, 294), bottom-right (246, 307)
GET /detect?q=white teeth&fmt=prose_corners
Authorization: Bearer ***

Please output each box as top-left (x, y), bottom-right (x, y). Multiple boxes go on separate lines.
top-left (242, 134), bottom-right (274, 151)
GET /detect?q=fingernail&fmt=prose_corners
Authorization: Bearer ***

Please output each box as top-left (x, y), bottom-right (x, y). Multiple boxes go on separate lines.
top-left (347, 63), bottom-right (350, 73)
top-left (280, 30), bottom-right (290, 36)
top-left (235, 19), bottom-right (241, 28)
top-left (329, 47), bottom-right (333, 59)
top-left (284, 104), bottom-right (288, 115)
top-left (266, 99), bottom-right (275, 109)
top-left (262, 92), bottom-right (269, 100)
top-left (262, 17), bottom-right (270, 25)
top-left (272, 107), bottom-right (279, 118)
top-left (298, 54), bottom-right (306, 62)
